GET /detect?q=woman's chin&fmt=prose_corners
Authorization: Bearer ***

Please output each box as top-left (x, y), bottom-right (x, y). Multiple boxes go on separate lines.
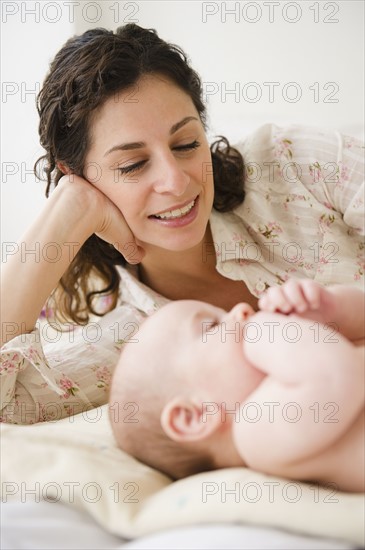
top-left (140, 230), bottom-right (208, 255)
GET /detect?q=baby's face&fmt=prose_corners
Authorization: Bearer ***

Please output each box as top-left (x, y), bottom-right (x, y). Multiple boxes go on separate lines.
top-left (141, 299), bottom-right (265, 408)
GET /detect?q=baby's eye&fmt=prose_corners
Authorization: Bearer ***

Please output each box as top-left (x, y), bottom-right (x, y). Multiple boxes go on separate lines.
top-left (204, 320), bottom-right (219, 331)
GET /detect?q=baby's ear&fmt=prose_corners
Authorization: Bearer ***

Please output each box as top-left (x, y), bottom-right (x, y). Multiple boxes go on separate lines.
top-left (160, 397), bottom-right (221, 442)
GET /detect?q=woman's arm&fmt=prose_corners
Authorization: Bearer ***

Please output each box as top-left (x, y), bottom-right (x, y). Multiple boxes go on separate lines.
top-left (1, 175), bottom-right (144, 347)
top-left (0, 303), bottom-right (145, 424)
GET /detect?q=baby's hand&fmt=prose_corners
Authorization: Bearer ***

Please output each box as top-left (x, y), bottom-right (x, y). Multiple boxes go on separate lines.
top-left (258, 279), bottom-right (326, 315)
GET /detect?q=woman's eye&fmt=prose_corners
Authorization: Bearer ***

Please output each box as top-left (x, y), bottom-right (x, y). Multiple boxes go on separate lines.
top-left (174, 140), bottom-right (201, 152)
top-left (116, 141), bottom-right (200, 175)
top-left (118, 161), bottom-right (146, 175)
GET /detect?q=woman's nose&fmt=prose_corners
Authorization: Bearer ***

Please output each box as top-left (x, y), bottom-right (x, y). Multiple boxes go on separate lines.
top-left (152, 155), bottom-right (190, 195)
top-left (228, 303), bottom-right (255, 322)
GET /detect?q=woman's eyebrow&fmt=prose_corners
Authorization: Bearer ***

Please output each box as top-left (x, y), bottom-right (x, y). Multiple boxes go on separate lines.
top-left (103, 116), bottom-right (199, 157)
top-left (170, 116), bottom-right (198, 135)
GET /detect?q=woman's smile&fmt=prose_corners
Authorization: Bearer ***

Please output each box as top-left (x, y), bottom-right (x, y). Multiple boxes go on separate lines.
top-left (148, 195), bottom-right (200, 227)
top-left (84, 74), bottom-right (214, 252)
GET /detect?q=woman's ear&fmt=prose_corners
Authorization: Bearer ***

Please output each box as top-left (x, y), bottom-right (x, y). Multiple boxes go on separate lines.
top-left (160, 396), bottom-right (221, 443)
top-left (57, 162), bottom-right (70, 175)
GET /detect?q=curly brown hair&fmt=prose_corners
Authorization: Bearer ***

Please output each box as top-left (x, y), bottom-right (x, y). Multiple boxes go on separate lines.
top-left (35, 24), bottom-right (246, 327)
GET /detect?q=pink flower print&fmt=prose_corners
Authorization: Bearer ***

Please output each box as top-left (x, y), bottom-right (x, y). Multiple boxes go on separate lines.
top-left (1, 360), bottom-right (16, 375)
top-left (353, 195), bottom-right (364, 210)
top-left (238, 259), bottom-right (250, 266)
top-left (95, 294), bottom-right (114, 314)
top-left (318, 213), bottom-right (335, 234)
top-left (354, 256), bottom-right (365, 280)
top-left (258, 222), bottom-right (283, 240)
top-left (101, 295), bottom-right (113, 307)
top-left (24, 346), bottom-right (43, 366)
top-left (318, 254), bottom-right (330, 266)
top-left (276, 274), bottom-right (289, 284)
top-left (95, 366), bottom-right (112, 391)
top-left (309, 161), bottom-right (322, 184)
top-left (86, 343), bottom-right (98, 352)
top-left (40, 304), bottom-right (55, 319)
top-left (232, 233), bottom-right (248, 249)
top-left (344, 136), bottom-right (356, 149)
top-left (340, 163), bottom-right (350, 182)
top-left (0, 353), bottom-right (24, 375)
top-left (274, 138), bottom-right (293, 161)
top-left (64, 404), bottom-right (76, 417)
top-left (59, 376), bottom-right (79, 399)
top-left (38, 403), bottom-right (59, 422)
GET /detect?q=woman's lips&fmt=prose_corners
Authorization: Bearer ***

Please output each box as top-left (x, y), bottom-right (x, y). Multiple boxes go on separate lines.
top-left (148, 195), bottom-right (200, 228)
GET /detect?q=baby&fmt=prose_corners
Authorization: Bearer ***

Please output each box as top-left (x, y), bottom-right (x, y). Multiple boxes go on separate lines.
top-left (109, 279), bottom-right (364, 492)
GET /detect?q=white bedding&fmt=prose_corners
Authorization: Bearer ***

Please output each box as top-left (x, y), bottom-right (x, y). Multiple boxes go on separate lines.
top-left (1, 501), bottom-right (356, 550)
top-left (1, 406), bottom-right (364, 549)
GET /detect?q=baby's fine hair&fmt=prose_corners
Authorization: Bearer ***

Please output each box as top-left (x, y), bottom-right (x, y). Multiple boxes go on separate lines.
top-left (109, 341), bottom-right (215, 480)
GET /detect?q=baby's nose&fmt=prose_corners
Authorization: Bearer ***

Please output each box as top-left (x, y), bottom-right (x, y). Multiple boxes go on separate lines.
top-left (229, 303), bottom-right (255, 321)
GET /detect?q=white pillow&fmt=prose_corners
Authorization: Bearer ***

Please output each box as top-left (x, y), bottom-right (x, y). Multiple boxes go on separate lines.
top-left (1, 406), bottom-right (363, 547)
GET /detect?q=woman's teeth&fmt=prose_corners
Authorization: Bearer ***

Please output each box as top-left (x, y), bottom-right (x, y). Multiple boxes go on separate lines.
top-left (153, 199), bottom-right (196, 220)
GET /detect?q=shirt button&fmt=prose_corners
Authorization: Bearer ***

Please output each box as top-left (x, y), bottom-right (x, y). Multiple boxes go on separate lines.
top-left (222, 263), bottom-right (232, 274)
top-left (255, 281), bottom-right (266, 292)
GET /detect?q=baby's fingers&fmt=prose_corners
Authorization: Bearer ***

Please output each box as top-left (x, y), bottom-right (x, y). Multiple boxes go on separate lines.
top-left (258, 286), bottom-right (293, 313)
top-left (297, 279), bottom-right (322, 310)
top-left (259, 279), bottom-right (321, 314)
top-left (279, 279), bottom-right (312, 313)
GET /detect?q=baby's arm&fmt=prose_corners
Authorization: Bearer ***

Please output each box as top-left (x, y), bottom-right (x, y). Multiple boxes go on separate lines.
top-left (233, 311), bottom-right (364, 473)
top-left (258, 279), bottom-right (365, 344)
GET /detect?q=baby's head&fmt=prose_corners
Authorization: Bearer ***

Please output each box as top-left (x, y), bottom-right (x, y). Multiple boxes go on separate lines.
top-left (109, 299), bottom-right (262, 479)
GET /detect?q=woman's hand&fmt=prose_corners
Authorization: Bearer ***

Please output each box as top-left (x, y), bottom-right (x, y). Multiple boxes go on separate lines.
top-left (57, 174), bottom-right (145, 264)
top-left (1, 173), bottom-right (145, 345)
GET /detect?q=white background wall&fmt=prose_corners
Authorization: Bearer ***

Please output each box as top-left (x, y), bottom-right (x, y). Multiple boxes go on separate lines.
top-left (1, 0), bottom-right (364, 247)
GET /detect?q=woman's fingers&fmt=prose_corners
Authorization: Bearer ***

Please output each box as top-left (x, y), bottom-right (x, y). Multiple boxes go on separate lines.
top-left (95, 201), bottom-right (145, 264)
top-left (57, 174), bottom-right (145, 264)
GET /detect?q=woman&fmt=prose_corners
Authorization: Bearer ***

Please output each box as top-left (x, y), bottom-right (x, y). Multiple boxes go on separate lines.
top-left (1, 24), bottom-right (364, 423)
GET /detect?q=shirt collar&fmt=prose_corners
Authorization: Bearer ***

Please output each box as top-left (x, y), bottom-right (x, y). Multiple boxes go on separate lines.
top-left (209, 208), bottom-right (263, 267)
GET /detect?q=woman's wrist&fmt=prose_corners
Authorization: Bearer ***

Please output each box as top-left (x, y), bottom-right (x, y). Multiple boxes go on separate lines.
top-left (49, 175), bottom-right (104, 238)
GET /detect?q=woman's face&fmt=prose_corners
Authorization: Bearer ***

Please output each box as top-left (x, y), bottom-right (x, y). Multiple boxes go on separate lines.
top-left (83, 74), bottom-right (214, 253)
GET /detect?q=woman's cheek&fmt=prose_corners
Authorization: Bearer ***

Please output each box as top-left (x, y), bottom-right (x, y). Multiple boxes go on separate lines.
top-left (83, 164), bottom-right (107, 186)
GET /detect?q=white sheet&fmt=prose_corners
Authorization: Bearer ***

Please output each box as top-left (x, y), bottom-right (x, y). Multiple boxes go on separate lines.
top-left (1, 501), bottom-right (357, 550)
